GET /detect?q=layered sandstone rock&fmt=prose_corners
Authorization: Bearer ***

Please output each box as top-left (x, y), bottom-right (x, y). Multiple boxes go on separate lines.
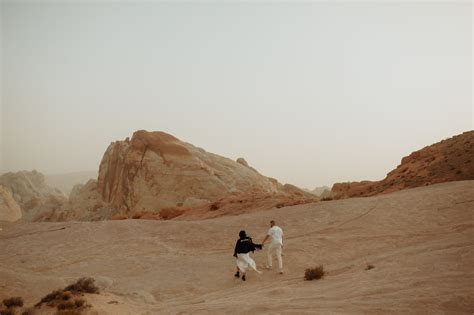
top-left (331, 131), bottom-right (474, 199)
top-left (97, 130), bottom-right (314, 218)
top-left (0, 185), bottom-right (22, 222)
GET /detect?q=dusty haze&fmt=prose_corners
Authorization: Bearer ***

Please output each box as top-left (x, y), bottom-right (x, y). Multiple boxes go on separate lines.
top-left (1, 1), bottom-right (472, 188)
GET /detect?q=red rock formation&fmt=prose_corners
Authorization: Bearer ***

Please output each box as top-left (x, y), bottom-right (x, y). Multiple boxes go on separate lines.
top-left (96, 130), bottom-right (316, 218)
top-left (331, 131), bottom-right (474, 199)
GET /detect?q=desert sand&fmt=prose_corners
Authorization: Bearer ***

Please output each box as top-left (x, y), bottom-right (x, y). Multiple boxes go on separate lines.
top-left (1, 180), bottom-right (473, 314)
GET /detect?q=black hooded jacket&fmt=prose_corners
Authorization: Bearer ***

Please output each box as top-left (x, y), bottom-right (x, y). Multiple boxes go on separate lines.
top-left (233, 236), bottom-right (262, 257)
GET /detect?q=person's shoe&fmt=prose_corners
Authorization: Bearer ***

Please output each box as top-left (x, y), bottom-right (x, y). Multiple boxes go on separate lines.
top-left (234, 272), bottom-right (240, 278)
top-left (279, 270), bottom-right (284, 274)
top-left (242, 275), bottom-right (246, 281)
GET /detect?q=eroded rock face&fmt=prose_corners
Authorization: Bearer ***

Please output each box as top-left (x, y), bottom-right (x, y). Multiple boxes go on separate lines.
top-left (0, 170), bottom-right (67, 220)
top-left (331, 131), bottom-right (474, 199)
top-left (0, 170), bottom-right (64, 208)
top-left (37, 179), bottom-right (115, 222)
top-left (0, 185), bottom-right (22, 222)
top-left (97, 130), bottom-right (313, 217)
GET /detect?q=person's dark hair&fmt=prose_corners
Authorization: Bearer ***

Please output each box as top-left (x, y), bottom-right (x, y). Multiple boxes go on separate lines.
top-left (270, 220), bottom-right (275, 225)
top-left (239, 230), bottom-right (247, 239)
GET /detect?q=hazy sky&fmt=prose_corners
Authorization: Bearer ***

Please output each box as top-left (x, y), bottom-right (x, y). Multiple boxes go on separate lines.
top-left (1, 1), bottom-right (472, 188)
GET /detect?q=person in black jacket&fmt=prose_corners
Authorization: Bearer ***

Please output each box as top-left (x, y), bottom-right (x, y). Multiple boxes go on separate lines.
top-left (233, 230), bottom-right (263, 281)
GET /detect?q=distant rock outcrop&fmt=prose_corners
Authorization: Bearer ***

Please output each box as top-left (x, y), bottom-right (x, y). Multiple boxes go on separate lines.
top-left (0, 185), bottom-right (22, 222)
top-left (307, 186), bottom-right (330, 196)
top-left (0, 170), bottom-right (64, 208)
top-left (331, 131), bottom-right (474, 199)
top-left (45, 171), bottom-right (98, 196)
top-left (0, 170), bottom-right (67, 220)
top-left (96, 130), bottom-right (315, 218)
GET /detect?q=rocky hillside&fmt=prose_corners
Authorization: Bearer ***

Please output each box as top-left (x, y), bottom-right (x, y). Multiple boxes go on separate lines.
top-left (307, 186), bottom-right (330, 196)
top-left (331, 131), bottom-right (474, 199)
top-left (96, 130), bottom-right (314, 219)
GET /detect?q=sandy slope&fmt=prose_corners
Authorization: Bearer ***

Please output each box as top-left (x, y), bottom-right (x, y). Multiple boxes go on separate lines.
top-left (0, 181), bottom-right (473, 314)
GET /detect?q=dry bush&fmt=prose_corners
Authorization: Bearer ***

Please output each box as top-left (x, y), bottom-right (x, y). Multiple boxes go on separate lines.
top-left (57, 301), bottom-right (76, 310)
top-left (36, 278), bottom-right (98, 310)
top-left (304, 265), bottom-right (325, 281)
top-left (321, 197), bottom-right (333, 201)
top-left (0, 309), bottom-right (15, 315)
top-left (36, 290), bottom-right (68, 307)
top-left (3, 297), bottom-right (24, 308)
top-left (365, 264), bottom-right (375, 270)
top-left (21, 308), bottom-right (37, 315)
top-left (64, 278), bottom-right (99, 294)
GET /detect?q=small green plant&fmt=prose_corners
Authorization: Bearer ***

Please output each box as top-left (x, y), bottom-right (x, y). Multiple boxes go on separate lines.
top-left (304, 265), bottom-right (325, 281)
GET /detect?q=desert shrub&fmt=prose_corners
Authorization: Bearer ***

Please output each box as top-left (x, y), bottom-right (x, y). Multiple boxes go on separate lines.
top-left (0, 309), bottom-right (15, 315)
top-left (3, 297), bottom-right (24, 308)
top-left (36, 290), bottom-right (65, 306)
top-left (57, 301), bottom-right (76, 310)
top-left (36, 278), bottom-right (98, 309)
top-left (304, 265), bottom-right (325, 281)
top-left (321, 197), bottom-right (333, 201)
top-left (365, 264), bottom-right (375, 270)
top-left (209, 203), bottom-right (219, 211)
top-left (64, 278), bottom-right (99, 294)
top-left (21, 308), bottom-right (37, 315)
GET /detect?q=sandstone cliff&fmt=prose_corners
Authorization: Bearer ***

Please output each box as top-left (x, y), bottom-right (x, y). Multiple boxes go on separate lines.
top-left (96, 130), bottom-right (314, 218)
top-left (331, 131), bottom-right (474, 199)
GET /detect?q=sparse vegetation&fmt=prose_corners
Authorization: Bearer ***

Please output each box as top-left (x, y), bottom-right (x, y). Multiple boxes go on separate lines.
top-left (63, 277), bottom-right (99, 294)
top-left (321, 197), bottom-right (333, 201)
top-left (366, 264), bottom-right (375, 270)
top-left (33, 278), bottom-right (97, 314)
top-left (3, 297), bottom-right (24, 308)
top-left (0, 297), bottom-right (25, 315)
top-left (21, 307), bottom-right (37, 315)
top-left (304, 265), bottom-right (325, 281)
top-left (0, 309), bottom-right (15, 315)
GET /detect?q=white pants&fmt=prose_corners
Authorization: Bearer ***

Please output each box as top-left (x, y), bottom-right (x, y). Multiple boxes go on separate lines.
top-left (236, 253), bottom-right (261, 273)
top-left (267, 243), bottom-right (283, 271)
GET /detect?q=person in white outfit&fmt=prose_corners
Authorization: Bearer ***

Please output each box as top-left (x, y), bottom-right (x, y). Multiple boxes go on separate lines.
top-left (262, 220), bottom-right (284, 274)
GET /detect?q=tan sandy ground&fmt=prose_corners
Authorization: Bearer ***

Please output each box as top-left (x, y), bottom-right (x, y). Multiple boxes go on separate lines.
top-left (1, 181), bottom-right (473, 314)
